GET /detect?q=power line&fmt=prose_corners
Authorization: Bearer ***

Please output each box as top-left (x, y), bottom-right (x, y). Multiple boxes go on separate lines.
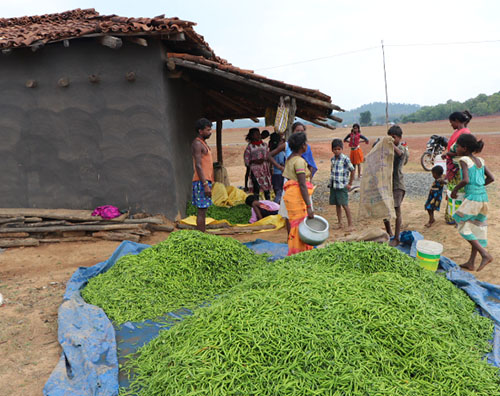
top-left (254, 38), bottom-right (500, 71)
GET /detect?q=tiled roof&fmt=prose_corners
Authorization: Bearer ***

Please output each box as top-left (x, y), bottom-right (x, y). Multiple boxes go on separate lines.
top-left (167, 53), bottom-right (333, 105)
top-left (0, 8), bottom-right (216, 58)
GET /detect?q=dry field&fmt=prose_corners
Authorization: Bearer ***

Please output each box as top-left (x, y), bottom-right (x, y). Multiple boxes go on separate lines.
top-left (1, 115), bottom-right (500, 395)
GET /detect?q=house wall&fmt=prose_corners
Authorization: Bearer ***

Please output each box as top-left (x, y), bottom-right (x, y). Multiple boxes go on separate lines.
top-left (0, 39), bottom-right (202, 219)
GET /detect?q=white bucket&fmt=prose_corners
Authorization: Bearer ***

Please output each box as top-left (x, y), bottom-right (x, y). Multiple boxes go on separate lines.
top-left (416, 240), bottom-right (443, 271)
top-left (434, 157), bottom-right (447, 175)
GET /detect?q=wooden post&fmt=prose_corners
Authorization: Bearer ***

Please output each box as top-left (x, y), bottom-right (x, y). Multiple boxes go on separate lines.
top-left (216, 120), bottom-right (223, 165)
top-left (285, 97), bottom-right (297, 140)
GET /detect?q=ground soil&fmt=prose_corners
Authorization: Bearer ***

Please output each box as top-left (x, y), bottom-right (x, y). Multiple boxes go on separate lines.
top-left (1, 116), bottom-right (500, 395)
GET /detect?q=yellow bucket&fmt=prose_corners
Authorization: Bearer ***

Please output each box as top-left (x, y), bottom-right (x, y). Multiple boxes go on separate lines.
top-left (416, 240), bottom-right (443, 271)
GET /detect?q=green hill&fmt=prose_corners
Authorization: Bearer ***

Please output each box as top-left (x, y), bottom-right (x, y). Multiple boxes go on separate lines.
top-left (331, 102), bottom-right (420, 126)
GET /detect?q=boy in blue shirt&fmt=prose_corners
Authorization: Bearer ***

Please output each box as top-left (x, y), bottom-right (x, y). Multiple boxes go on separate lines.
top-left (329, 139), bottom-right (355, 231)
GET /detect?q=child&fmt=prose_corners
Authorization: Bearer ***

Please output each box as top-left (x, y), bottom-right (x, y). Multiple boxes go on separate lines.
top-left (245, 195), bottom-right (280, 223)
top-left (269, 132), bottom-right (286, 203)
top-left (383, 125), bottom-right (409, 247)
top-left (424, 165), bottom-right (446, 228)
top-left (451, 134), bottom-right (494, 272)
top-left (344, 123), bottom-right (369, 179)
top-left (329, 139), bottom-right (355, 231)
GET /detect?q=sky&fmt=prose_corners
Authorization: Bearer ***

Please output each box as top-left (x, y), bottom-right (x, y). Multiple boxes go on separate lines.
top-left (1, 0), bottom-right (500, 111)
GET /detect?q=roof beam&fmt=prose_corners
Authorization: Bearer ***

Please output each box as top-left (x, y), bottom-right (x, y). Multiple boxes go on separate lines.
top-left (169, 57), bottom-right (342, 112)
top-left (98, 35), bottom-right (122, 49)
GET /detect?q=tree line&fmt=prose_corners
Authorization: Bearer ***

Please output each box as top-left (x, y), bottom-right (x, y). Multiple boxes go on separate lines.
top-left (401, 91), bottom-right (500, 123)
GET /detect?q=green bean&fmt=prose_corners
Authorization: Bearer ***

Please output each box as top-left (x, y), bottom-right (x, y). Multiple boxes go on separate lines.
top-left (81, 230), bottom-right (268, 323)
top-left (121, 242), bottom-right (499, 396)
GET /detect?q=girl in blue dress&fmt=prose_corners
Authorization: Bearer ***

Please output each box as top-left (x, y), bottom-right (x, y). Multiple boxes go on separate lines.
top-left (451, 134), bottom-right (495, 272)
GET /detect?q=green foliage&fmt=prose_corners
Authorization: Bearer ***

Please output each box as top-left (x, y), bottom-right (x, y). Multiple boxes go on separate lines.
top-left (81, 230), bottom-right (268, 323)
top-left (332, 102), bottom-right (420, 125)
top-left (186, 202), bottom-right (251, 224)
top-left (122, 242), bottom-right (499, 395)
top-left (401, 91), bottom-right (500, 123)
top-left (359, 110), bottom-right (372, 126)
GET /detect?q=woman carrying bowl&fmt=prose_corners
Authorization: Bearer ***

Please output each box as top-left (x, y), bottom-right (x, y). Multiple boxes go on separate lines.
top-left (283, 131), bottom-right (315, 255)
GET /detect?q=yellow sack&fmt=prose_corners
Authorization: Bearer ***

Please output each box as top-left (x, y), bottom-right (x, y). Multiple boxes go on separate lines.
top-left (180, 215), bottom-right (230, 227)
top-left (179, 214), bottom-right (284, 233)
top-left (226, 186), bottom-right (247, 206)
top-left (211, 182), bottom-right (230, 207)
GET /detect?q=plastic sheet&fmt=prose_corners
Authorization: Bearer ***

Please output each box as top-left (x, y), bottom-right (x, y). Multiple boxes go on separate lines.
top-left (45, 235), bottom-right (500, 396)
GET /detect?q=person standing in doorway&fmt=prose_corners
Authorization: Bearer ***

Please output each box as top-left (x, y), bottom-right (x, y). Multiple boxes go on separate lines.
top-left (191, 118), bottom-right (214, 232)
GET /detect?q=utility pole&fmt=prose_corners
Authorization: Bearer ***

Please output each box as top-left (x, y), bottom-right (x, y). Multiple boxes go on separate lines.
top-left (381, 40), bottom-right (389, 131)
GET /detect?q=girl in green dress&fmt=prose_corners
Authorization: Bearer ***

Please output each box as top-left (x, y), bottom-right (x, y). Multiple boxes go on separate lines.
top-left (451, 134), bottom-right (495, 272)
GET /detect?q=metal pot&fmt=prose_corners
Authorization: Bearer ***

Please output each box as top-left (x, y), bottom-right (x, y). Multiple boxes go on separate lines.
top-left (298, 215), bottom-right (330, 246)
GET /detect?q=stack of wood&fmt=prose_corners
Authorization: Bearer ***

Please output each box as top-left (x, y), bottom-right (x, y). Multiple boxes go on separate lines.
top-left (0, 209), bottom-right (174, 248)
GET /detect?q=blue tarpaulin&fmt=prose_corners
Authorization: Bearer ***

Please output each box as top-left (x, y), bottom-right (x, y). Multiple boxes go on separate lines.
top-left (44, 235), bottom-right (500, 396)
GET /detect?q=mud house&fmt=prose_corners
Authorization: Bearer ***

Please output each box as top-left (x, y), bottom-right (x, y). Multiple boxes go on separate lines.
top-left (0, 9), bottom-right (343, 219)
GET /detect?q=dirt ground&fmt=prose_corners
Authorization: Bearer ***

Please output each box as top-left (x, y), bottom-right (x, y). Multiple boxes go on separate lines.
top-left (1, 116), bottom-right (500, 395)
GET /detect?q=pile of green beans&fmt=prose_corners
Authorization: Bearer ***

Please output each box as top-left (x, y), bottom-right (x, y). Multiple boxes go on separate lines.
top-left (122, 242), bottom-right (499, 395)
top-left (186, 202), bottom-right (251, 224)
top-left (81, 230), bottom-right (268, 323)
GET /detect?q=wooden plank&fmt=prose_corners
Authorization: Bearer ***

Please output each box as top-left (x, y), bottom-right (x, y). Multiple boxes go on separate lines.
top-left (25, 217), bottom-right (43, 222)
top-left (169, 57), bottom-right (343, 111)
top-left (0, 224), bottom-right (141, 233)
top-left (92, 231), bottom-right (140, 243)
top-left (128, 228), bottom-right (152, 236)
top-left (0, 209), bottom-right (97, 221)
top-left (0, 232), bottom-right (29, 238)
top-left (0, 238), bottom-right (39, 248)
top-left (14, 220), bottom-right (69, 228)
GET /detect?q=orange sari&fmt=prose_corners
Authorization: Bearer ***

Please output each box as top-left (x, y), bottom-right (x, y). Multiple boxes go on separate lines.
top-left (283, 180), bottom-right (314, 255)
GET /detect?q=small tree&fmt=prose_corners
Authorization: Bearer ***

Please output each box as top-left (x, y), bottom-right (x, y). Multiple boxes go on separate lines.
top-left (359, 111), bottom-right (372, 126)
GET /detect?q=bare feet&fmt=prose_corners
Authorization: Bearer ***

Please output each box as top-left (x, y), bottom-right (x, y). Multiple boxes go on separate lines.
top-left (335, 223), bottom-right (343, 230)
top-left (459, 262), bottom-right (475, 271)
top-left (346, 226), bottom-right (354, 232)
top-left (389, 239), bottom-right (400, 247)
top-left (477, 254), bottom-right (493, 272)
top-left (424, 219), bottom-right (435, 228)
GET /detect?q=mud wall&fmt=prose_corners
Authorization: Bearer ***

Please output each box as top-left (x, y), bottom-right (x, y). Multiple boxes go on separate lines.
top-left (0, 39), bottom-right (202, 219)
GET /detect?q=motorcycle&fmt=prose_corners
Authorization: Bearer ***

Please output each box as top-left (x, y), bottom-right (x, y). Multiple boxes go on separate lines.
top-left (420, 135), bottom-right (448, 171)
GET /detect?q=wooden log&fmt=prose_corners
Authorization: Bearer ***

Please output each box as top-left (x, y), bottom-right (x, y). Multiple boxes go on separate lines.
top-left (25, 217), bottom-right (43, 222)
top-left (127, 37), bottom-right (148, 47)
top-left (0, 238), bottom-right (39, 248)
top-left (0, 217), bottom-right (24, 225)
top-left (0, 232), bottom-right (29, 238)
top-left (98, 35), bottom-right (123, 49)
top-left (128, 228), bottom-right (151, 236)
top-left (150, 224), bottom-right (174, 232)
top-left (16, 220), bottom-right (69, 228)
top-left (0, 209), bottom-right (97, 221)
top-left (328, 114), bottom-right (343, 123)
top-left (92, 231), bottom-right (140, 243)
top-left (39, 237), bottom-right (96, 243)
top-left (0, 223), bottom-right (141, 233)
top-left (62, 231), bottom-right (87, 238)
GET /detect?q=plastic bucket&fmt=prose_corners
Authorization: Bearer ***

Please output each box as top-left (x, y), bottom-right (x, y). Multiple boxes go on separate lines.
top-left (416, 240), bottom-right (443, 271)
top-left (446, 190), bottom-right (464, 217)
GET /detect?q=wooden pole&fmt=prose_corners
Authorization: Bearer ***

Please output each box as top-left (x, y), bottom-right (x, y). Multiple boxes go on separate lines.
top-left (381, 40), bottom-right (389, 131)
top-left (216, 120), bottom-right (223, 165)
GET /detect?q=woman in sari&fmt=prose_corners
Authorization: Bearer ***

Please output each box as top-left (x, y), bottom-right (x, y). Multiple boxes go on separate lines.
top-left (443, 111), bottom-right (472, 224)
top-left (283, 131), bottom-right (315, 255)
top-left (244, 128), bottom-right (282, 200)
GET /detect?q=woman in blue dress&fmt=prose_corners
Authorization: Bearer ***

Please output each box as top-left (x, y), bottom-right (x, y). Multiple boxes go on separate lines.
top-left (451, 134), bottom-right (495, 272)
